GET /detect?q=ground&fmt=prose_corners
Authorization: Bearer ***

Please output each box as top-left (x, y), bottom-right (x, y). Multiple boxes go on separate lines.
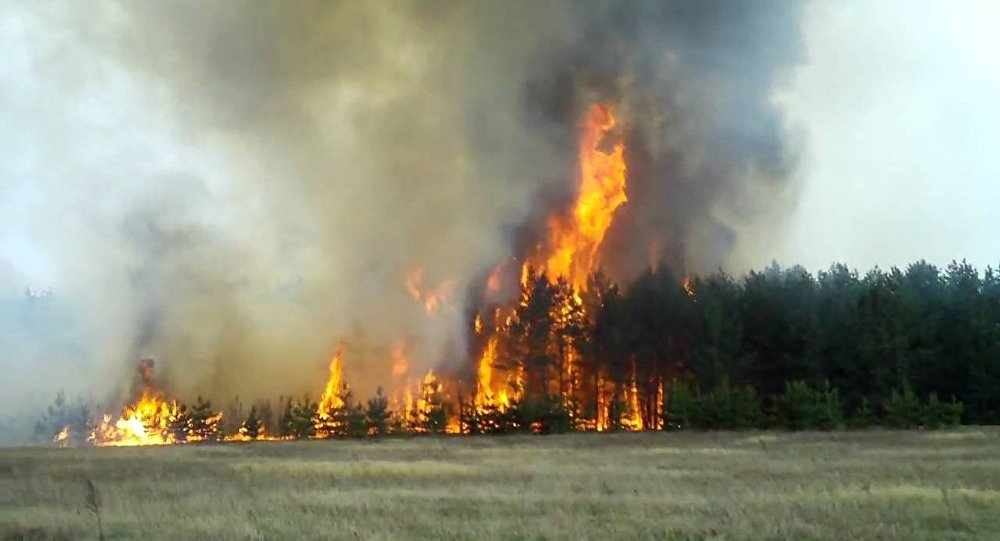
top-left (1, 429), bottom-right (999, 540)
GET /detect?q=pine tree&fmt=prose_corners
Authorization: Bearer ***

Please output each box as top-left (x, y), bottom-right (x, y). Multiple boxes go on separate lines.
top-left (188, 396), bottom-right (222, 442)
top-left (239, 406), bottom-right (264, 440)
top-left (35, 391), bottom-right (94, 446)
top-left (279, 397), bottom-right (317, 439)
top-left (365, 388), bottom-right (391, 437)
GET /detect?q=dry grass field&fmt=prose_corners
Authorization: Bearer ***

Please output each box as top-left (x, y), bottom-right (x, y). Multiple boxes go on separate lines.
top-left (2, 429), bottom-right (999, 540)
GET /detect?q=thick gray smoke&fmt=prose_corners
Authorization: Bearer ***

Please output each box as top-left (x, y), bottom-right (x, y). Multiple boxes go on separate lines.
top-left (0, 1), bottom-right (804, 423)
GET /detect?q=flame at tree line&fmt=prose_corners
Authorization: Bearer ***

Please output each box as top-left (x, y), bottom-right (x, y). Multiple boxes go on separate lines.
top-left (53, 103), bottom-right (687, 446)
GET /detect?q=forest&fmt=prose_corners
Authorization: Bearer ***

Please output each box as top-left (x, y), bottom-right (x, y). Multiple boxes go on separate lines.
top-left (28, 259), bottom-right (1000, 445)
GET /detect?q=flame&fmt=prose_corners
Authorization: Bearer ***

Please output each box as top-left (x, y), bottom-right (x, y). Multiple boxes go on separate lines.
top-left (83, 360), bottom-right (224, 446)
top-left (391, 343), bottom-right (409, 378)
top-left (318, 343), bottom-right (346, 414)
top-left (486, 263), bottom-right (504, 294)
top-left (538, 103), bottom-right (627, 290)
top-left (53, 426), bottom-right (69, 446)
top-left (92, 392), bottom-right (178, 446)
top-left (416, 370), bottom-right (438, 425)
top-left (468, 103), bottom-right (628, 432)
top-left (475, 335), bottom-right (498, 406)
top-left (405, 267), bottom-right (456, 314)
top-left (622, 367), bottom-right (644, 431)
top-left (682, 276), bottom-right (696, 299)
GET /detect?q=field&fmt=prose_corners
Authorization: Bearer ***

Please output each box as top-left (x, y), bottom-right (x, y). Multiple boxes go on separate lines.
top-left (2, 430), bottom-right (999, 540)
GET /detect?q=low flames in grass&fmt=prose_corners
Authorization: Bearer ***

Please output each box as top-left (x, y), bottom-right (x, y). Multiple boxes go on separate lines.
top-left (51, 103), bottom-right (687, 446)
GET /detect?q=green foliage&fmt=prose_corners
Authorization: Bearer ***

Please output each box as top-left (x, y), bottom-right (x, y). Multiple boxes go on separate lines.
top-left (667, 381), bottom-right (761, 430)
top-left (849, 398), bottom-right (876, 429)
top-left (922, 393), bottom-right (964, 428)
top-left (345, 404), bottom-right (368, 439)
top-left (520, 396), bottom-right (573, 434)
top-left (279, 397), bottom-right (317, 439)
top-left (365, 388), bottom-right (391, 437)
top-left (703, 382), bottom-right (762, 429)
top-left (35, 391), bottom-right (93, 446)
top-left (666, 381), bottom-right (696, 429)
top-left (772, 380), bottom-right (843, 430)
top-left (884, 386), bottom-right (965, 429)
top-left (884, 385), bottom-right (923, 429)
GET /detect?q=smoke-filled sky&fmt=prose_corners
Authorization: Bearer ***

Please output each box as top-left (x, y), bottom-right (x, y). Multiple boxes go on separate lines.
top-left (766, 0), bottom-right (1000, 272)
top-left (1, 0), bottom-right (998, 415)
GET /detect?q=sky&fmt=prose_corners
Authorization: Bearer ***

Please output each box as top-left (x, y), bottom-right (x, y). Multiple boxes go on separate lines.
top-left (769, 0), bottom-right (1000, 272)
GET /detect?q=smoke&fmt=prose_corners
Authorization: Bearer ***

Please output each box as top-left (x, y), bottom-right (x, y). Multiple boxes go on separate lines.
top-left (0, 1), bottom-right (805, 416)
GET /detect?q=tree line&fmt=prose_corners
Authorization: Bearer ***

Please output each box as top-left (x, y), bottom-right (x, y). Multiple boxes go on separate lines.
top-left (32, 259), bottom-right (1000, 444)
top-left (488, 259), bottom-right (997, 430)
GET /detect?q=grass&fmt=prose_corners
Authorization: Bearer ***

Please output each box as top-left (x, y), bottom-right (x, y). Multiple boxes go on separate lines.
top-left (2, 429), bottom-right (999, 540)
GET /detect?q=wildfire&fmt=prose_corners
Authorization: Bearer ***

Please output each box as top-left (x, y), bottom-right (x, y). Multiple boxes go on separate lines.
top-left (91, 391), bottom-right (177, 446)
top-left (391, 343), bottom-right (409, 377)
top-left (53, 360), bottom-right (226, 446)
top-left (683, 276), bottom-right (696, 299)
top-left (318, 343), bottom-right (346, 414)
top-left (405, 267), bottom-right (456, 314)
top-left (49, 102), bottom-right (657, 447)
top-left (467, 103), bottom-right (638, 432)
top-left (52, 426), bottom-right (69, 447)
top-left (537, 103), bottom-right (627, 291)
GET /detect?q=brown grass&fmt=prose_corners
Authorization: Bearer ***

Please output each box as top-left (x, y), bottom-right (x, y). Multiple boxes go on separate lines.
top-left (2, 429), bottom-right (999, 540)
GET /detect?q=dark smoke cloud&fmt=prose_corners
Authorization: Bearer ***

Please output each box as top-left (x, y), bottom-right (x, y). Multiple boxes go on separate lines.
top-left (0, 1), bottom-right (804, 417)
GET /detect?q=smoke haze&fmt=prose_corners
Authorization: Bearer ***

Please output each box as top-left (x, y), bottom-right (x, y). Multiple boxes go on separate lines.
top-left (0, 0), bottom-right (807, 418)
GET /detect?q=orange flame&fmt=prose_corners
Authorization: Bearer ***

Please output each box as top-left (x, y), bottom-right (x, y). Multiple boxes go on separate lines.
top-left (470, 103), bottom-right (627, 430)
top-left (318, 342), bottom-right (346, 413)
top-left (683, 276), bottom-right (696, 299)
top-left (405, 267), bottom-right (456, 314)
top-left (391, 343), bottom-right (409, 378)
top-left (539, 103), bottom-right (627, 290)
top-left (82, 360), bottom-right (224, 446)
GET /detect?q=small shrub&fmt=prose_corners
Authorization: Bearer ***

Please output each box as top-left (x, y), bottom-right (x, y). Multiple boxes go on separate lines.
top-left (884, 385), bottom-right (922, 429)
top-left (666, 382), bottom-right (696, 429)
top-left (667, 381), bottom-right (761, 430)
top-left (345, 404), bottom-right (368, 438)
top-left (812, 382), bottom-right (844, 431)
top-left (239, 406), bottom-right (264, 440)
top-left (923, 393), bottom-right (963, 428)
top-left (849, 398), bottom-right (876, 429)
top-left (774, 380), bottom-right (816, 430)
top-left (509, 396), bottom-right (573, 434)
top-left (773, 380), bottom-right (844, 430)
top-left (279, 397), bottom-right (317, 439)
top-left (365, 388), bottom-right (391, 436)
